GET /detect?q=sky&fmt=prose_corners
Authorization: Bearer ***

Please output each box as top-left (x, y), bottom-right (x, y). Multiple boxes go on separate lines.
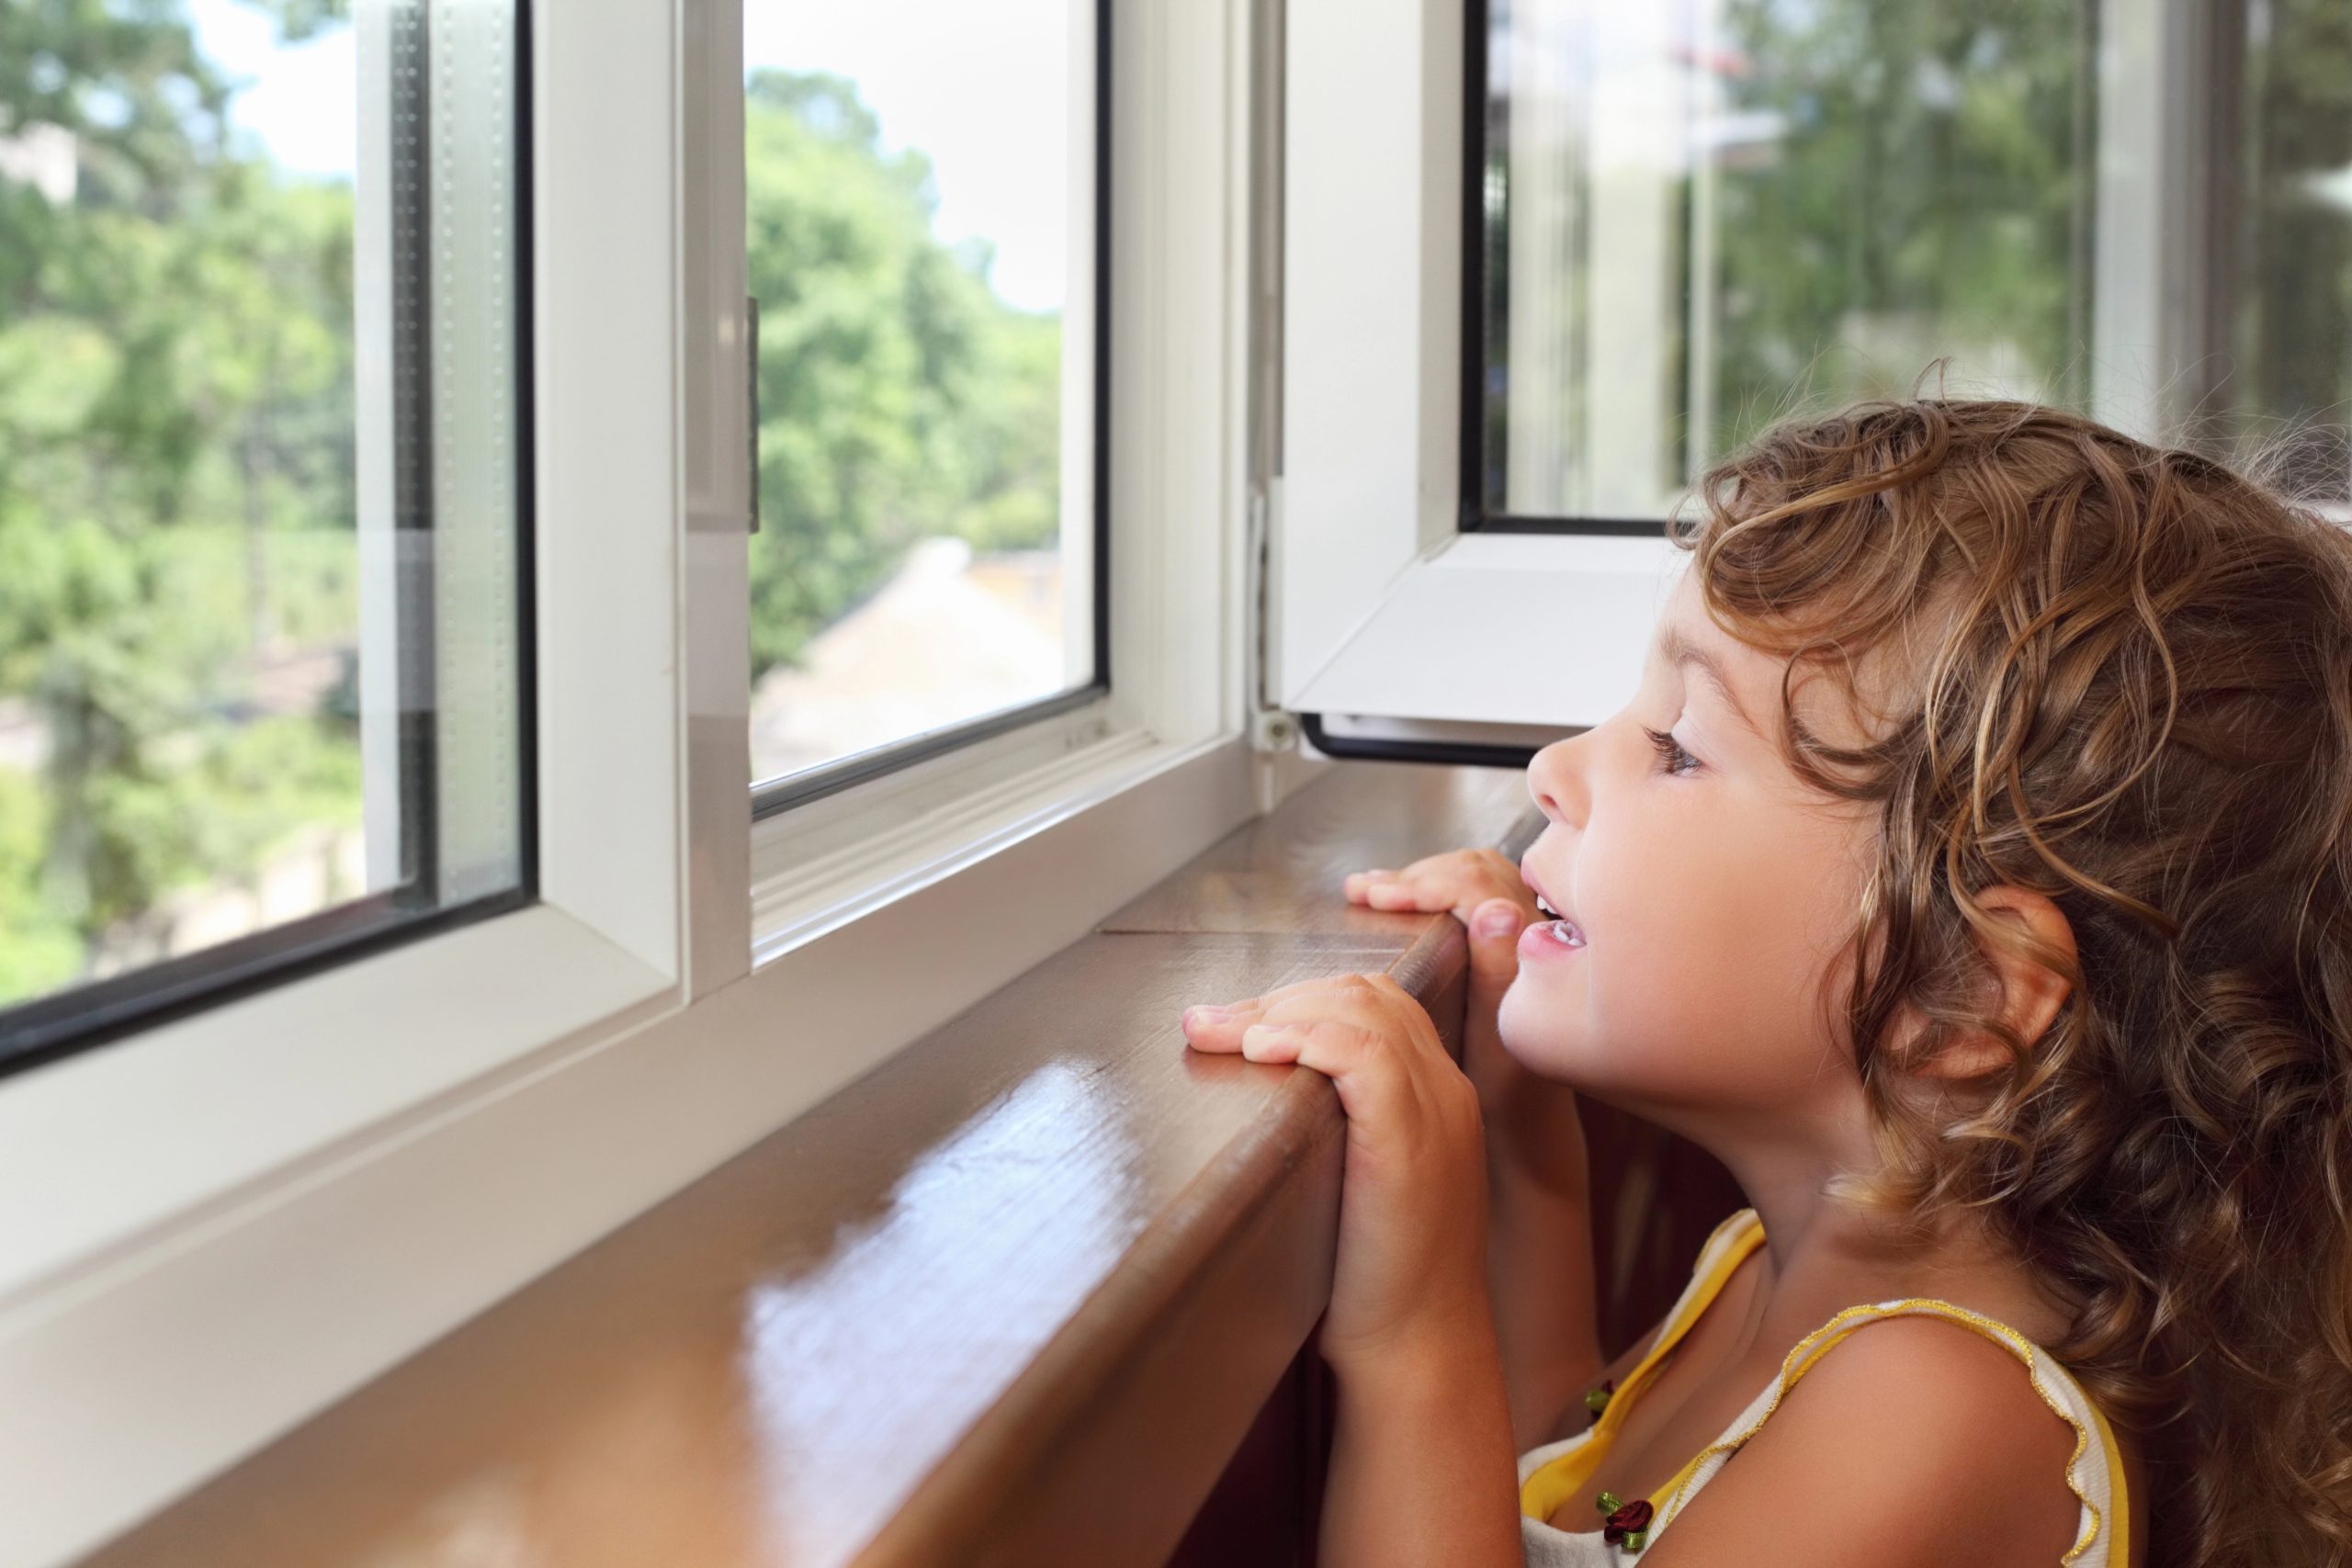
top-left (745, 3), bottom-right (1073, 313)
top-left (185, 0), bottom-right (1073, 313)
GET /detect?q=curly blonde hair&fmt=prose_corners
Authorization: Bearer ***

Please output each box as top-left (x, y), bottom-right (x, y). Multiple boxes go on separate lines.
top-left (1668, 396), bottom-right (2352, 1567)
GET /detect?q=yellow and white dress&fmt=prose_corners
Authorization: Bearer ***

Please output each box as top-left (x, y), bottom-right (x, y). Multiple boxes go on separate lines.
top-left (1518, 1208), bottom-right (2131, 1565)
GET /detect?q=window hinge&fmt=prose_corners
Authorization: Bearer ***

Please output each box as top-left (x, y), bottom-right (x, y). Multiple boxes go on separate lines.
top-left (1250, 708), bottom-right (1297, 751)
top-left (1247, 477), bottom-right (1295, 754)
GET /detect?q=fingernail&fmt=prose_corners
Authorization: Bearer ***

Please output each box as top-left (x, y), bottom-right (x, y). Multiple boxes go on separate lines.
top-left (1475, 901), bottom-right (1521, 939)
top-left (1187, 1004), bottom-right (1230, 1021)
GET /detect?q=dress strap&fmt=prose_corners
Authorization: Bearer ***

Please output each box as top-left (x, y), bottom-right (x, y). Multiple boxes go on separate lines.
top-left (1646, 1297), bottom-right (2125, 1567)
top-left (1616, 1207), bottom-right (1769, 1400)
top-left (1519, 1208), bottom-right (1768, 1525)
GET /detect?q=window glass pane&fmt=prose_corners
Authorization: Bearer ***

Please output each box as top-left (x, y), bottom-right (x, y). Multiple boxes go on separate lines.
top-left (2231, 0), bottom-right (2352, 498)
top-left (1474, 0), bottom-right (2352, 522)
top-left (0, 0), bottom-right (528, 1063)
top-left (744, 1), bottom-right (1099, 792)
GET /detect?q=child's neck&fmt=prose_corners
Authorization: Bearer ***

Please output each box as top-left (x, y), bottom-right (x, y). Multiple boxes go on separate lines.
top-left (1714, 1139), bottom-right (2076, 1359)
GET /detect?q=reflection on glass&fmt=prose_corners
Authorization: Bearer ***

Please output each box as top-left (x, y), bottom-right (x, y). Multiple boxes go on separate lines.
top-left (1477, 0), bottom-right (2093, 520)
top-left (1476, 0), bottom-right (2352, 520)
top-left (743, 2), bottom-right (1094, 790)
top-left (740, 1060), bottom-right (1140, 1562)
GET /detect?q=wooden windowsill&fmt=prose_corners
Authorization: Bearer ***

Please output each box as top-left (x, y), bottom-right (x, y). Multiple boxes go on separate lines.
top-left (80, 761), bottom-right (1543, 1568)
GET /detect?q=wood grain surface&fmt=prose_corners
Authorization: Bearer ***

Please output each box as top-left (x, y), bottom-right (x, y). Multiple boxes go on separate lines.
top-left (74, 759), bottom-right (1738, 1568)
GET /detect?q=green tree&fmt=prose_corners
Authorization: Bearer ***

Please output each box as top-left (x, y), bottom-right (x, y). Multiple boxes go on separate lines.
top-left (0, 0), bottom-right (359, 999)
top-left (745, 68), bottom-right (1063, 681)
top-left (1705, 0), bottom-right (2090, 456)
top-left (2241, 0), bottom-right (2352, 491)
top-left (0, 768), bottom-right (76, 998)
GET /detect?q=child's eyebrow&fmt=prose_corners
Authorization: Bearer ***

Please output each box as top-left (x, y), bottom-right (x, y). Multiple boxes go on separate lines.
top-left (1658, 624), bottom-right (1764, 741)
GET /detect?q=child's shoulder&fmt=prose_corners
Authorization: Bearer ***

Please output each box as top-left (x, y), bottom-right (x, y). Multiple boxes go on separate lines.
top-left (1646, 1314), bottom-right (2095, 1568)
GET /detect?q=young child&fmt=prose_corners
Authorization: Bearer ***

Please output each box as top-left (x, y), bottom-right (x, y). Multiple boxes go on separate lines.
top-left (1182, 399), bottom-right (2352, 1568)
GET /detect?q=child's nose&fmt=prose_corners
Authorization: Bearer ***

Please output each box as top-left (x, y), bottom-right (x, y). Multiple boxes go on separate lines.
top-left (1526, 733), bottom-right (1590, 828)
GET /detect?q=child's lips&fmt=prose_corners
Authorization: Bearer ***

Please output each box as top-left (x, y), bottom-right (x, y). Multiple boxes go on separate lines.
top-left (1518, 915), bottom-right (1587, 958)
top-left (1520, 863), bottom-right (1585, 950)
top-left (1521, 862), bottom-right (1571, 918)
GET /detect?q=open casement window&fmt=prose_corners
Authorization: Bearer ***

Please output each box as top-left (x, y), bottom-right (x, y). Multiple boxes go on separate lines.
top-left (1277, 0), bottom-right (2352, 763)
top-left (1, 4), bottom-right (1269, 1563)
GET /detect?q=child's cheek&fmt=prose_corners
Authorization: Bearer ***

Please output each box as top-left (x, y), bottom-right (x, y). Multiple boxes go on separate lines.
top-left (1500, 804), bottom-right (1841, 1108)
top-left (1494, 942), bottom-right (1715, 1106)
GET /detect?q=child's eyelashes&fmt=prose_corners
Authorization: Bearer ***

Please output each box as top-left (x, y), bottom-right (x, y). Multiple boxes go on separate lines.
top-left (1643, 726), bottom-right (1702, 776)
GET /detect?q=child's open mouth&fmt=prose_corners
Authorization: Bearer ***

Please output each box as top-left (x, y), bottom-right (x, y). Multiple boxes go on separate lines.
top-left (1522, 893), bottom-right (1586, 954)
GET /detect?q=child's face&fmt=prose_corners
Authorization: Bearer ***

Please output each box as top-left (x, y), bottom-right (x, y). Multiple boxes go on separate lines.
top-left (1501, 568), bottom-right (1886, 1136)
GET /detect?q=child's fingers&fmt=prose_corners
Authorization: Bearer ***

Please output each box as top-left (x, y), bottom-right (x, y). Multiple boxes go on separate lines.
top-left (1182, 974), bottom-right (1382, 1052)
top-left (1180, 996), bottom-right (1271, 1052)
top-left (1237, 1016), bottom-right (1437, 1132)
top-left (1346, 869), bottom-right (1444, 911)
top-left (1345, 849), bottom-right (1527, 917)
top-left (1365, 881), bottom-right (1433, 911)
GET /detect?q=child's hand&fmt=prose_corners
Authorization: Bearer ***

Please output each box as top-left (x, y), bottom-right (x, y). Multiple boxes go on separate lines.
top-left (1181, 973), bottom-right (1491, 1374)
top-left (1342, 847), bottom-right (1536, 931)
top-left (1344, 850), bottom-right (1587, 1196)
top-left (1343, 851), bottom-right (1537, 1091)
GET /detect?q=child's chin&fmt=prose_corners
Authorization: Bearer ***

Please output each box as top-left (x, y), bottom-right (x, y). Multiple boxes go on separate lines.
top-left (1496, 1022), bottom-right (1597, 1089)
top-left (1498, 1019), bottom-right (1656, 1104)
top-left (1498, 993), bottom-right (1574, 1055)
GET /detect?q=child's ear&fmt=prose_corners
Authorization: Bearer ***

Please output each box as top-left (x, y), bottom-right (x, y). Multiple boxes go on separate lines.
top-left (1910, 885), bottom-right (2078, 1082)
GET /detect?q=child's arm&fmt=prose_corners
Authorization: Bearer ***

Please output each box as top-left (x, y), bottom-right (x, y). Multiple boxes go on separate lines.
top-left (1348, 852), bottom-right (1605, 1449)
top-left (1318, 1305), bottom-right (1525, 1567)
top-left (1483, 1058), bottom-right (1605, 1449)
top-left (1181, 972), bottom-right (1525, 1567)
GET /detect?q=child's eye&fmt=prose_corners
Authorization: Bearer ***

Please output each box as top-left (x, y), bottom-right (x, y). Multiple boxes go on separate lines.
top-left (1642, 726), bottom-right (1701, 776)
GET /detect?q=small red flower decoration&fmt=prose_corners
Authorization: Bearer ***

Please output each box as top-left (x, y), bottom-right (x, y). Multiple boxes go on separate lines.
top-left (1596, 1493), bottom-right (1654, 1550)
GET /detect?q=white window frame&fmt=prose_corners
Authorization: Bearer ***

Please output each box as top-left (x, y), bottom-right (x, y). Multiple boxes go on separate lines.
top-left (1276, 0), bottom-right (2260, 746)
top-left (0, 4), bottom-right (1276, 1564)
top-left (1277, 0), bottom-right (1678, 744)
top-left (750, 0), bottom-right (1267, 949)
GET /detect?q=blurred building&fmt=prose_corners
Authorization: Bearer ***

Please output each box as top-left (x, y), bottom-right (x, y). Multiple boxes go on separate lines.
top-left (750, 536), bottom-right (1066, 784)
